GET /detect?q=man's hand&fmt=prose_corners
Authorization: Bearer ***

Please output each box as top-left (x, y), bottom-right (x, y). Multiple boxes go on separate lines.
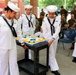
top-left (22, 45), bottom-right (28, 49)
top-left (48, 39), bottom-right (54, 46)
top-left (69, 24), bottom-right (75, 29)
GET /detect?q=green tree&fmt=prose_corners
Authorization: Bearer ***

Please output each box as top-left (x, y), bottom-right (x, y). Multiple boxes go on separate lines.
top-left (38, 0), bottom-right (64, 8)
top-left (66, 0), bottom-right (76, 10)
top-left (24, 0), bottom-right (76, 10)
top-left (24, 0), bottom-right (30, 4)
top-left (38, 0), bottom-right (76, 9)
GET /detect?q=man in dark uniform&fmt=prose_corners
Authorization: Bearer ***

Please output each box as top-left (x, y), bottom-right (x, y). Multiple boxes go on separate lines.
top-left (68, 14), bottom-right (76, 50)
top-left (40, 8), bottom-right (45, 16)
top-left (34, 12), bottom-right (45, 33)
top-left (68, 14), bottom-right (76, 29)
top-left (71, 5), bottom-right (76, 19)
top-left (59, 14), bottom-right (68, 38)
top-left (38, 12), bottom-right (45, 31)
top-left (60, 6), bottom-right (68, 19)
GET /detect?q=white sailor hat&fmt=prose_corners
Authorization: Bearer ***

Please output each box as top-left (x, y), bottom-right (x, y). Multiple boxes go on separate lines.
top-left (24, 5), bottom-right (33, 9)
top-left (7, 1), bottom-right (20, 12)
top-left (46, 5), bottom-right (57, 12)
top-left (0, 8), bottom-right (3, 12)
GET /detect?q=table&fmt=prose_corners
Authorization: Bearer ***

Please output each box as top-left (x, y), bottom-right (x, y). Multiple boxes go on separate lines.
top-left (17, 38), bottom-right (49, 75)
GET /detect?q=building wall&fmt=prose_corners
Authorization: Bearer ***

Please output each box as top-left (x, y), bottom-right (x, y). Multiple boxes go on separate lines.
top-left (30, 0), bottom-right (38, 16)
top-left (0, 0), bottom-right (24, 15)
top-left (0, 0), bottom-right (6, 8)
top-left (0, 0), bottom-right (38, 15)
top-left (18, 0), bottom-right (24, 15)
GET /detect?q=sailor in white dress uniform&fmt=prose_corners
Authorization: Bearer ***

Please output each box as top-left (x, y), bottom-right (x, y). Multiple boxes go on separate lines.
top-left (18, 4), bottom-right (36, 36)
top-left (0, 1), bottom-right (27, 75)
top-left (42, 5), bottom-right (61, 75)
top-left (18, 4), bottom-right (36, 59)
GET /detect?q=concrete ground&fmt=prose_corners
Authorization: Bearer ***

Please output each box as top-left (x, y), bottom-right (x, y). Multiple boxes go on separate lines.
top-left (17, 42), bottom-right (76, 75)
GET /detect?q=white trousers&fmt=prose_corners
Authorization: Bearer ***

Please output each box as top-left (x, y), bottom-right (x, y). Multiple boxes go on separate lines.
top-left (72, 43), bottom-right (76, 57)
top-left (0, 47), bottom-right (19, 75)
top-left (49, 39), bottom-right (59, 71)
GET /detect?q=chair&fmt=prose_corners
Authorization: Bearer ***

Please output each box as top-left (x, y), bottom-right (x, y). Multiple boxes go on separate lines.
top-left (58, 29), bottom-right (76, 56)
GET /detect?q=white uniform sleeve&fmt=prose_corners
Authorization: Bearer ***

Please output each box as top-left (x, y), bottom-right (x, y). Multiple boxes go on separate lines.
top-left (52, 17), bottom-right (61, 39)
top-left (34, 32), bottom-right (41, 36)
top-left (15, 19), bottom-right (24, 43)
top-left (32, 15), bottom-right (36, 30)
top-left (42, 19), bottom-right (51, 42)
top-left (0, 23), bottom-right (1, 31)
top-left (18, 15), bottom-right (23, 29)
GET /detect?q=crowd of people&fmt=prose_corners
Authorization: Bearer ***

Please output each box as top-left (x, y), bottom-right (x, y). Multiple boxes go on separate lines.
top-left (0, 1), bottom-right (76, 75)
top-left (59, 6), bottom-right (76, 63)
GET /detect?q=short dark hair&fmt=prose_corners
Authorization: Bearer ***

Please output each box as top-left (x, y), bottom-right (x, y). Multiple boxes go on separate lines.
top-left (61, 6), bottom-right (64, 8)
top-left (40, 12), bottom-right (45, 16)
top-left (5, 6), bottom-right (13, 12)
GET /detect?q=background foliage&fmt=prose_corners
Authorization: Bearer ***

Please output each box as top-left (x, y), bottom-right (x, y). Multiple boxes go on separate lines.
top-left (38, 0), bottom-right (76, 9)
top-left (24, 0), bottom-right (76, 10)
